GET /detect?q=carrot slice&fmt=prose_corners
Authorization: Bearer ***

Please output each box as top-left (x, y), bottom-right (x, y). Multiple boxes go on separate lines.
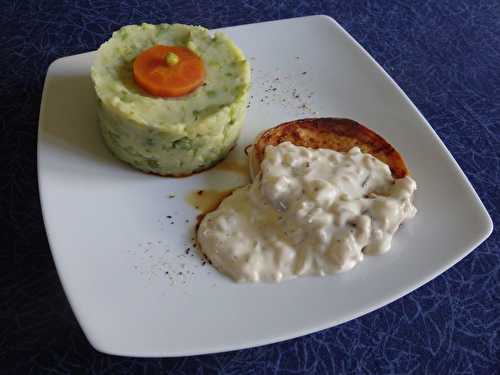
top-left (133, 45), bottom-right (205, 97)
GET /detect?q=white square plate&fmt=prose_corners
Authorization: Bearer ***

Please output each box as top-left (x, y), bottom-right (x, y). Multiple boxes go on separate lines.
top-left (38, 15), bottom-right (492, 356)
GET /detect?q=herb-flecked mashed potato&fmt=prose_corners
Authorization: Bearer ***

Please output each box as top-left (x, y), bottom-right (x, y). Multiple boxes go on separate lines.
top-left (91, 23), bottom-right (251, 176)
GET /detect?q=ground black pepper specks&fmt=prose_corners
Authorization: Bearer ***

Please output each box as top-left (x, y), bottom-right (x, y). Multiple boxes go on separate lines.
top-left (128, 237), bottom-right (215, 286)
top-left (248, 56), bottom-right (318, 116)
top-left (126, 201), bottom-right (216, 286)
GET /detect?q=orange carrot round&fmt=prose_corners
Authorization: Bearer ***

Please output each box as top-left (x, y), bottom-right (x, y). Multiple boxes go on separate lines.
top-left (133, 45), bottom-right (205, 97)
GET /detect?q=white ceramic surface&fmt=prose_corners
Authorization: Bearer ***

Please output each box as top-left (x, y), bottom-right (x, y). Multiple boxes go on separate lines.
top-left (38, 15), bottom-right (493, 357)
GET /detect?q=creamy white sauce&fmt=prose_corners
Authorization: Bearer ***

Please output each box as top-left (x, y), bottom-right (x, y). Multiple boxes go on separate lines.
top-left (197, 142), bottom-right (417, 282)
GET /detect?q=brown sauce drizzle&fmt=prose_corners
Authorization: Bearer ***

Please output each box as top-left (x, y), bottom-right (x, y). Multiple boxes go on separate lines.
top-left (186, 189), bottom-right (234, 215)
top-left (211, 157), bottom-right (248, 177)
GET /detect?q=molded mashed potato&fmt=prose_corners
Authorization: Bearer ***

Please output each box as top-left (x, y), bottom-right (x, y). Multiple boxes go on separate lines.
top-left (91, 23), bottom-right (250, 176)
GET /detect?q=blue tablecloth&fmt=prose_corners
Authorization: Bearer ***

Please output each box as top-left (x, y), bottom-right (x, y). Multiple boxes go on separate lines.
top-left (5, 1), bottom-right (499, 373)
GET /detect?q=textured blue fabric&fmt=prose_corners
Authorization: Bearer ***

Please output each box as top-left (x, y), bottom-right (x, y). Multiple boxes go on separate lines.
top-left (4, 0), bottom-right (499, 373)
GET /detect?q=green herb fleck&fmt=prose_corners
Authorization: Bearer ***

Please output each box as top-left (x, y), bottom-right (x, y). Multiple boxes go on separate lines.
top-left (120, 92), bottom-right (132, 103)
top-left (173, 137), bottom-right (192, 150)
top-left (187, 40), bottom-right (196, 51)
top-left (147, 159), bottom-right (159, 169)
